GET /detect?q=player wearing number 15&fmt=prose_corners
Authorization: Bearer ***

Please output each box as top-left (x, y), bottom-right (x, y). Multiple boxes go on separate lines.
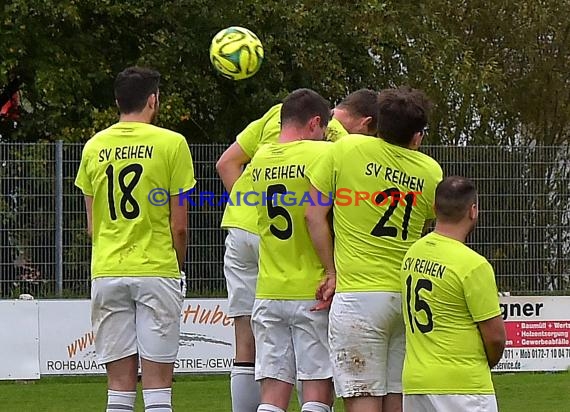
top-left (401, 176), bottom-right (506, 412)
top-left (305, 86), bottom-right (443, 412)
top-left (75, 67), bottom-right (196, 412)
top-left (250, 89), bottom-right (334, 412)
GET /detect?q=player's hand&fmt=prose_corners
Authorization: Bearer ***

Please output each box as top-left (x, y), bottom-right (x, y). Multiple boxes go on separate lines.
top-left (311, 272), bottom-right (336, 311)
top-left (310, 296), bottom-right (333, 311)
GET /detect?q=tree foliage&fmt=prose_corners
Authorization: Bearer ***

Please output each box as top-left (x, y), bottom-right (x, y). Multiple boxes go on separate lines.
top-left (1, 0), bottom-right (569, 144)
top-left (1, 1), bottom-right (569, 298)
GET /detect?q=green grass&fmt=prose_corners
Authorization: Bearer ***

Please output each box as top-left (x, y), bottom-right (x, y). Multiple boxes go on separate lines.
top-left (0, 372), bottom-right (568, 411)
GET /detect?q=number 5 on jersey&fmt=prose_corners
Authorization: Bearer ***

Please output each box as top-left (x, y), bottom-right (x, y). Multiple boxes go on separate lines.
top-left (266, 183), bottom-right (293, 240)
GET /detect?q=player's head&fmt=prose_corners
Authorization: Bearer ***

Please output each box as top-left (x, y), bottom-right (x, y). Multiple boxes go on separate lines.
top-left (332, 88), bottom-right (379, 135)
top-left (435, 176), bottom-right (479, 234)
top-left (114, 66), bottom-right (161, 123)
top-left (377, 86), bottom-right (432, 149)
top-left (280, 88), bottom-right (331, 140)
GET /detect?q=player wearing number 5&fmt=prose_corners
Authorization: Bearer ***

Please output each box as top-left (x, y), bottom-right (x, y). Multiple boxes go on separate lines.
top-left (250, 89), bottom-right (334, 412)
top-left (75, 67), bottom-right (196, 412)
top-left (401, 176), bottom-right (506, 412)
top-left (305, 86), bottom-right (442, 412)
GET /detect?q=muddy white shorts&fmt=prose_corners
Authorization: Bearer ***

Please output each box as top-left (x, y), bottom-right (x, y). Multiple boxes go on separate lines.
top-left (91, 276), bottom-right (185, 364)
top-left (329, 291), bottom-right (405, 398)
top-left (252, 299), bottom-right (332, 384)
top-left (223, 228), bottom-right (260, 317)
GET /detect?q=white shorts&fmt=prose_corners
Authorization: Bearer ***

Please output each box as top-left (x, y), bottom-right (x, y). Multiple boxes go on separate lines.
top-left (223, 228), bottom-right (260, 317)
top-left (404, 394), bottom-right (498, 412)
top-left (252, 299), bottom-right (332, 384)
top-left (91, 276), bottom-right (185, 364)
top-left (329, 292), bottom-right (405, 398)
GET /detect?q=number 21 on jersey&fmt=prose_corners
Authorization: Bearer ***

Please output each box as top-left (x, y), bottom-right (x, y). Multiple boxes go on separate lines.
top-left (371, 187), bottom-right (416, 240)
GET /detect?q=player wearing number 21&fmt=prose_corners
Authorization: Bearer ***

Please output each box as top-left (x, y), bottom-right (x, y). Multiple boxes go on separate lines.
top-left (401, 176), bottom-right (506, 412)
top-left (305, 86), bottom-right (443, 412)
top-left (249, 89), bottom-right (334, 412)
top-left (75, 67), bottom-right (196, 412)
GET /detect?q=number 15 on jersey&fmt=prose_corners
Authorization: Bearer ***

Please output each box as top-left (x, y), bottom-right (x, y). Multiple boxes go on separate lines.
top-left (405, 275), bottom-right (434, 334)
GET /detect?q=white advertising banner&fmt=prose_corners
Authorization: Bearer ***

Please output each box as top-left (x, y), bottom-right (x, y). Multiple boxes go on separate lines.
top-left (493, 296), bottom-right (570, 372)
top-left (38, 299), bottom-right (234, 375)
top-left (39, 300), bottom-right (102, 375)
top-left (2, 296), bottom-right (564, 377)
top-left (176, 299), bottom-right (234, 372)
top-left (0, 300), bottom-right (40, 380)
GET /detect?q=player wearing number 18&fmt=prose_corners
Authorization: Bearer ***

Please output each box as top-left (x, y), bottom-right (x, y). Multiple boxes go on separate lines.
top-left (401, 176), bottom-right (506, 412)
top-left (305, 86), bottom-right (443, 412)
top-left (75, 67), bottom-right (196, 412)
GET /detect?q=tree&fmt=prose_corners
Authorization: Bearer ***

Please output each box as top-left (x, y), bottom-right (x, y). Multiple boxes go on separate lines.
top-left (2, 0), bottom-right (569, 145)
top-left (1, 0), bottom-right (569, 296)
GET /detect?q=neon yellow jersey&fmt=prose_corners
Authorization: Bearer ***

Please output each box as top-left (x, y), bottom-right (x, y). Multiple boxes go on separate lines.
top-left (251, 141), bottom-right (329, 299)
top-left (306, 135), bottom-right (443, 292)
top-left (325, 118), bottom-right (349, 142)
top-left (74, 122), bottom-right (196, 278)
top-left (220, 105), bottom-right (351, 233)
top-left (220, 104), bottom-right (282, 233)
top-left (401, 232), bottom-right (501, 394)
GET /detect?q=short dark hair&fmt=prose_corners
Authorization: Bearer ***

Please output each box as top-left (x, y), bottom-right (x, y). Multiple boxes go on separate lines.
top-left (377, 86), bottom-right (432, 146)
top-left (337, 88), bottom-right (379, 131)
top-left (114, 67), bottom-right (160, 114)
top-left (435, 176), bottom-right (478, 223)
top-left (281, 89), bottom-right (331, 128)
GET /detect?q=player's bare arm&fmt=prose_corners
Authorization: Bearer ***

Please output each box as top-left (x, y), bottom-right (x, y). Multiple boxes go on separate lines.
top-left (170, 193), bottom-right (188, 271)
top-left (216, 142), bottom-right (252, 192)
top-left (305, 186), bottom-right (336, 309)
top-left (84, 195), bottom-right (93, 238)
top-left (478, 315), bottom-right (507, 368)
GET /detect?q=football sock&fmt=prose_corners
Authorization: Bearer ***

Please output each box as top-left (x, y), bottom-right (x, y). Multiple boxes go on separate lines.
top-left (301, 401), bottom-right (331, 412)
top-left (257, 404), bottom-right (285, 412)
top-left (142, 388), bottom-right (172, 412)
top-left (231, 362), bottom-right (261, 412)
top-left (106, 390), bottom-right (136, 412)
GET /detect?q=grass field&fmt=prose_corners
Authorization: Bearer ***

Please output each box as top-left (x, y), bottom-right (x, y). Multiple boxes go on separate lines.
top-left (0, 372), bottom-right (568, 411)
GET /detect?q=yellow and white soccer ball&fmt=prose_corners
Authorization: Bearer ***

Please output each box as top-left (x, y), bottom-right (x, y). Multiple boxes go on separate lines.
top-left (209, 26), bottom-right (264, 80)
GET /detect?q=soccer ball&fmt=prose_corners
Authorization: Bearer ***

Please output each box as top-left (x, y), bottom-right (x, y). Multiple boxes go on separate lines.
top-left (209, 26), bottom-right (264, 80)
